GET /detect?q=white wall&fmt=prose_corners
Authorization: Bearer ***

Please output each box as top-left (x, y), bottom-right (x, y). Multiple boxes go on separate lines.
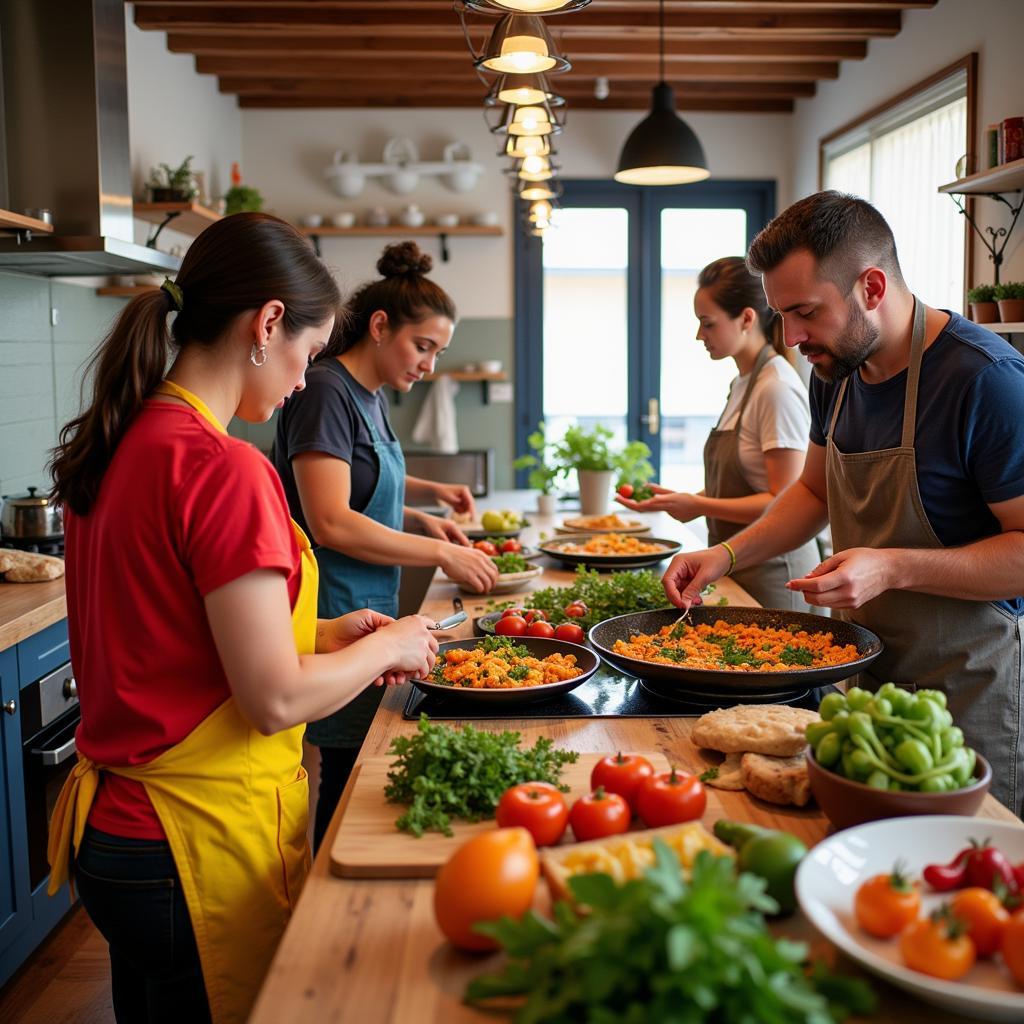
top-left (790, 0), bottom-right (1024, 282)
top-left (241, 107), bottom-right (793, 318)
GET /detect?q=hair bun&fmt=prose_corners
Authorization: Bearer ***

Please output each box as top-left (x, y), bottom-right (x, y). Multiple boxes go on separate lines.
top-left (377, 241), bottom-right (432, 279)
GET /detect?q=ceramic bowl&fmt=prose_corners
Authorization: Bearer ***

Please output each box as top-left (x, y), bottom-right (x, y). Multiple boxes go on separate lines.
top-left (805, 747), bottom-right (992, 831)
top-left (479, 359), bottom-right (502, 374)
top-left (471, 211), bottom-right (498, 227)
top-left (331, 212), bottom-right (356, 228)
top-left (435, 213), bottom-right (460, 228)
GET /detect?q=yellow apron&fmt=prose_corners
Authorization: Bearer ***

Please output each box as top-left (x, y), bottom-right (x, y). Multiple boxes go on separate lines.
top-left (48, 379), bottom-right (318, 1024)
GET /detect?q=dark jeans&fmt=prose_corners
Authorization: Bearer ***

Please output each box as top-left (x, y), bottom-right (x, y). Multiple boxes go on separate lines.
top-left (75, 825), bottom-right (212, 1024)
top-left (312, 747), bottom-right (359, 854)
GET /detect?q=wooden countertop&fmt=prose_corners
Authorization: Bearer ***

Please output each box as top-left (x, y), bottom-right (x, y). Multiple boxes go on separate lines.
top-left (250, 505), bottom-right (1019, 1024)
top-left (0, 577), bottom-right (66, 652)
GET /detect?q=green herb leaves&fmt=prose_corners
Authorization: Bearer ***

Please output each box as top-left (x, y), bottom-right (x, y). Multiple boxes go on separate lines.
top-left (385, 715), bottom-right (578, 837)
top-left (466, 841), bottom-right (875, 1023)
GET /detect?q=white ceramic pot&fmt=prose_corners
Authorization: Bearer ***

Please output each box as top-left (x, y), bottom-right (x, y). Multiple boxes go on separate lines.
top-left (536, 493), bottom-right (557, 516)
top-left (398, 204), bottom-right (425, 227)
top-left (576, 469), bottom-right (615, 516)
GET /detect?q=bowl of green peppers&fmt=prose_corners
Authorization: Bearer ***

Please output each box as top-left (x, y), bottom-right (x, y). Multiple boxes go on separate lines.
top-left (805, 683), bottom-right (991, 831)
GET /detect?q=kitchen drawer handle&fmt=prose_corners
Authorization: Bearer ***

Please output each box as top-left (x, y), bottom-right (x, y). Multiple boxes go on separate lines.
top-left (31, 735), bottom-right (77, 766)
top-left (3, 699), bottom-right (14, 716)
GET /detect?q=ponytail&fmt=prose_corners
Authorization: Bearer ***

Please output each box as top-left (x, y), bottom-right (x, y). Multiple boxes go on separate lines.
top-left (50, 213), bottom-right (342, 515)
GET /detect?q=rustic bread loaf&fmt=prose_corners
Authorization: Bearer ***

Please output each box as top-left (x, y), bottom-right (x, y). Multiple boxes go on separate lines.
top-left (740, 751), bottom-right (811, 807)
top-left (691, 704), bottom-right (818, 758)
top-left (1, 548), bottom-right (65, 582)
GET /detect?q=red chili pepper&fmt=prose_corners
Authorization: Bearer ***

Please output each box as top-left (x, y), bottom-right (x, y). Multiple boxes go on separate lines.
top-left (923, 848), bottom-right (971, 891)
top-left (964, 838), bottom-right (1020, 895)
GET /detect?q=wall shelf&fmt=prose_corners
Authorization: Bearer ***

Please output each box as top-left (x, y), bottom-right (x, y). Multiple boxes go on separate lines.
top-left (134, 201), bottom-right (221, 248)
top-left (991, 321), bottom-right (1024, 334)
top-left (298, 223), bottom-right (502, 262)
top-left (939, 159), bottom-right (1024, 286)
top-left (0, 208), bottom-right (54, 242)
top-left (95, 285), bottom-right (160, 297)
top-left (391, 370), bottom-right (508, 406)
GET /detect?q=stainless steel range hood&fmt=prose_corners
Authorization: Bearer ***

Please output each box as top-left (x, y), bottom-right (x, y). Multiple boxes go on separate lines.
top-left (0, 0), bottom-right (180, 277)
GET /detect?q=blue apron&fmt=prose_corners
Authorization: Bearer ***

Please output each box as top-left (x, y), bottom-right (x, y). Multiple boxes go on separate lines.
top-left (306, 361), bottom-right (406, 748)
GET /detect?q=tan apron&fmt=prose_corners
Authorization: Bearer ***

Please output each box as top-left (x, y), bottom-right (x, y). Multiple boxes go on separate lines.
top-left (826, 297), bottom-right (1024, 813)
top-left (704, 345), bottom-right (819, 609)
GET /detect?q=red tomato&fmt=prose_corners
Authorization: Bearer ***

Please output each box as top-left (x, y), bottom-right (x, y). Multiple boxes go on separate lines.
top-left (524, 609), bottom-right (548, 624)
top-left (554, 622), bottom-right (585, 644)
top-left (473, 540), bottom-right (498, 556)
top-left (951, 887), bottom-right (1009, 957)
top-left (900, 911), bottom-right (976, 981)
top-left (854, 869), bottom-right (922, 938)
top-left (563, 601), bottom-right (588, 618)
top-left (500, 606), bottom-right (525, 619)
top-left (433, 828), bottom-right (539, 951)
top-left (527, 620), bottom-right (555, 638)
top-left (495, 782), bottom-right (568, 847)
top-left (1002, 909), bottom-right (1024, 984)
top-left (635, 768), bottom-right (706, 827)
top-left (499, 539), bottom-right (522, 554)
top-left (569, 787), bottom-right (631, 841)
top-left (617, 484), bottom-right (634, 498)
top-left (495, 615), bottom-right (528, 637)
top-left (590, 752), bottom-right (655, 810)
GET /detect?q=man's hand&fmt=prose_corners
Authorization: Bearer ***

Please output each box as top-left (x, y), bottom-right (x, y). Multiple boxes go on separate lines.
top-left (615, 484), bottom-right (703, 523)
top-left (434, 483), bottom-right (477, 518)
top-left (786, 547), bottom-right (896, 609)
top-left (662, 546), bottom-right (733, 608)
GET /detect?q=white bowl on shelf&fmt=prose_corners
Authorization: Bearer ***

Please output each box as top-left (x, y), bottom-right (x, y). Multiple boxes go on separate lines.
top-left (435, 213), bottom-right (460, 228)
top-left (479, 359), bottom-right (502, 374)
top-left (471, 211), bottom-right (498, 227)
top-left (300, 213), bottom-right (323, 228)
top-left (331, 212), bottom-right (356, 228)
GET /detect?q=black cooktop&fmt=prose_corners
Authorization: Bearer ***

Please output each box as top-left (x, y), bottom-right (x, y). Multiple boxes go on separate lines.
top-left (402, 661), bottom-right (833, 721)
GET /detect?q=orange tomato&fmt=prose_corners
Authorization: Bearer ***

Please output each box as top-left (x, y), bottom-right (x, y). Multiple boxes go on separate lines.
top-left (1002, 909), bottom-right (1024, 985)
top-left (433, 828), bottom-right (539, 952)
top-left (853, 870), bottom-right (921, 938)
top-left (900, 912), bottom-right (976, 981)
top-left (950, 888), bottom-right (1010, 958)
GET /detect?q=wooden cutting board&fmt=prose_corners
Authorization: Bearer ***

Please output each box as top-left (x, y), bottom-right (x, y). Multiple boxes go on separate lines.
top-left (330, 750), bottom-right (671, 879)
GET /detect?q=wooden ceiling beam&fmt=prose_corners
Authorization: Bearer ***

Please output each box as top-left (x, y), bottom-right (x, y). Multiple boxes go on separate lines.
top-left (166, 32), bottom-right (868, 61)
top-left (134, 0), bottom-right (929, 9)
top-left (135, 7), bottom-right (903, 37)
top-left (196, 55), bottom-right (839, 80)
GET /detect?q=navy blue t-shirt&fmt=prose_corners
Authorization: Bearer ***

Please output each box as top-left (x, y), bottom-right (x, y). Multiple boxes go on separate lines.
top-left (809, 312), bottom-right (1024, 615)
top-left (271, 359), bottom-right (397, 538)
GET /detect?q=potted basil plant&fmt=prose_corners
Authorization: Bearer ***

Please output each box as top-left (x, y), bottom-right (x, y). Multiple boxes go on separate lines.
top-left (967, 284), bottom-right (998, 324)
top-left (147, 155), bottom-right (198, 203)
top-left (513, 424), bottom-right (563, 515)
top-left (994, 281), bottom-right (1024, 324)
top-left (551, 425), bottom-right (654, 516)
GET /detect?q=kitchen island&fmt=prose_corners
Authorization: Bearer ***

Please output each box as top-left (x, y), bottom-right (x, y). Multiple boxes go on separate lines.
top-left (250, 504), bottom-right (1019, 1024)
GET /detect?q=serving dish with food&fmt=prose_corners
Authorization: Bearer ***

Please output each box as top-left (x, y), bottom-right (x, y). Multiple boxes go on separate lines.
top-left (556, 513), bottom-right (650, 535)
top-left (589, 606), bottom-right (882, 693)
top-left (538, 533), bottom-right (681, 570)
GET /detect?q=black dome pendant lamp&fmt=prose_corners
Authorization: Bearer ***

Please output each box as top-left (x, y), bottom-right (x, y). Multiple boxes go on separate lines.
top-left (614, 0), bottom-right (709, 185)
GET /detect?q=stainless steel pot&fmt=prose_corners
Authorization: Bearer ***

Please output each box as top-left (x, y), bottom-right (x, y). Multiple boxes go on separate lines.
top-left (1, 487), bottom-right (64, 540)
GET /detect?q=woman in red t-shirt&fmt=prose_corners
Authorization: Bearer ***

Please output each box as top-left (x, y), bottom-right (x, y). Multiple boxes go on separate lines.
top-left (46, 213), bottom-right (437, 1024)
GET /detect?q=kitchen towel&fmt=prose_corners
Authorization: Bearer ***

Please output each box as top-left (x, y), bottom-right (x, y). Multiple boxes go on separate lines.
top-left (411, 374), bottom-right (460, 453)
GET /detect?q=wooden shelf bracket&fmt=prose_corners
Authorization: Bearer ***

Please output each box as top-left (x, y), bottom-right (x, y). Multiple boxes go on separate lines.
top-left (145, 210), bottom-right (183, 249)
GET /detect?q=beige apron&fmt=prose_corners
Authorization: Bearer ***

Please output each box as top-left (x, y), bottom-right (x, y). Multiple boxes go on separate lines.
top-left (704, 345), bottom-right (819, 610)
top-left (826, 297), bottom-right (1024, 813)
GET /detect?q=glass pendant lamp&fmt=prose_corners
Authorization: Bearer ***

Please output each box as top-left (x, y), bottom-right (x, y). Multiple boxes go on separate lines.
top-left (475, 15), bottom-right (570, 75)
top-left (486, 73), bottom-right (564, 108)
top-left (463, 0), bottom-right (590, 13)
top-left (503, 134), bottom-right (552, 159)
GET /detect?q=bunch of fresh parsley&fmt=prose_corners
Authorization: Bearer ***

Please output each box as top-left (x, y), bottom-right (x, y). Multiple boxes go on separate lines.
top-left (466, 842), bottom-right (875, 1023)
top-left (385, 715), bottom-right (578, 837)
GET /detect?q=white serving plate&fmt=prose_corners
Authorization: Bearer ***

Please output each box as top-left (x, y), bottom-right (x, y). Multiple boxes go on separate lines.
top-left (555, 516), bottom-right (650, 535)
top-left (796, 815), bottom-right (1024, 1022)
top-left (444, 562), bottom-right (544, 595)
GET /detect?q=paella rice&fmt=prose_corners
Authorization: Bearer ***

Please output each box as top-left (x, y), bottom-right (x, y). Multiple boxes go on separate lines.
top-left (559, 533), bottom-right (668, 556)
top-left (611, 619), bottom-right (860, 672)
top-left (430, 636), bottom-right (583, 689)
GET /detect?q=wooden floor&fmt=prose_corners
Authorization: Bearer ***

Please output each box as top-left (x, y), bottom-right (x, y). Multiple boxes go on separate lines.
top-left (0, 742), bottom-right (324, 1024)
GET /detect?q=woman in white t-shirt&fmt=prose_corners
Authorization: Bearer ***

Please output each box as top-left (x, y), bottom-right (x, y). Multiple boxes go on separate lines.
top-left (616, 256), bottom-right (819, 609)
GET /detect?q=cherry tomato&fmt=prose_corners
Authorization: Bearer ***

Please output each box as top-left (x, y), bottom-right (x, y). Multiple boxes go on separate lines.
top-left (500, 607), bottom-right (525, 619)
top-left (524, 609), bottom-right (548, 624)
top-left (634, 768), bottom-right (706, 828)
top-left (951, 887), bottom-right (1010, 957)
top-left (554, 622), bottom-right (585, 644)
top-left (853, 868), bottom-right (922, 938)
top-left (564, 601), bottom-right (588, 618)
top-left (590, 752), bottom-right (655, 811)
top-left (1002, 908), bottom-right (1024, 984)
top-left (527, 620), bottom-right (555, 639)
top-left (433, 828), bottom-right (539, 951)
top-left (569, 787), bottom-right (631, 841)
top-left (499, 539), bottom-right (522, 554)
top-left (617, 484), bottom-right (634, 498)
top-left (495, 782), bottom-right (568, 847)
top-left (473, 540), bottom-right (498, 556)
top-left (495, 614), bottom-right (527, 637)
top-left (900, 910), bottom-right (976, 981)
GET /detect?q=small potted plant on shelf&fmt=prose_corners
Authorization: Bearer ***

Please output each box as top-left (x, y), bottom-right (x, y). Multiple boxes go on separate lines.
top-left (222, 161), bottom-right (264, 216)
top-left (146, 155), bottom-right (198, 203)
top-left (994, 281), bottom-right (1024, 324)
top-left (967, 283), bottom-right (999, 324)
top-left (513, 424), bottom-right (563, 515)
top-left (551, 424), bottom-right (654, 516)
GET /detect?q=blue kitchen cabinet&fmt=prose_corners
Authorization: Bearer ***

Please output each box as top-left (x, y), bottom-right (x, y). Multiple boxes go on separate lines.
top-left (0, 646), bottom-right (30, 960)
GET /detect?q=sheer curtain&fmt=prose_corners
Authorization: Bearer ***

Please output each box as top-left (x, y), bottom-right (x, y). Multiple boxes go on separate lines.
top-left (824, 89), bottom-right (967, 313)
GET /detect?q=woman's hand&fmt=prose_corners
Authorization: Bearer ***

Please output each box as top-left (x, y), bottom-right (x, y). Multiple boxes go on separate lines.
top-left (662, 546), bottom-right (733, 608)
top-left (439, 544), bottom-right (500, 593)
top-left (377, 615), bottom-right (440, 681)
top-left (434, 482), bottom-right (477, 518)
top-left (786, 547), bottom-right (896, 609)
top-left (316, 608), bottom-right (395, 654)
top-left (415, 510), bottom-right (471, 546)
top-left (616, 484), bottom-right (704, 523)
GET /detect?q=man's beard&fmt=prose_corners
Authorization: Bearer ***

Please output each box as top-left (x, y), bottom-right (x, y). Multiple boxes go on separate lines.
top-left (800, 300), bottom-right (880, 383)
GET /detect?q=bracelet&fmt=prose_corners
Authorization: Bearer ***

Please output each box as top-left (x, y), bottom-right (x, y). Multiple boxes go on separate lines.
top-left (719, 540), bottom-right (737, 576)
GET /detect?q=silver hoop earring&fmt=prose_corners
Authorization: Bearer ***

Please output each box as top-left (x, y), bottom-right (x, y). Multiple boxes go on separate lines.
top-left (250, 343), bottom-right (268, 367)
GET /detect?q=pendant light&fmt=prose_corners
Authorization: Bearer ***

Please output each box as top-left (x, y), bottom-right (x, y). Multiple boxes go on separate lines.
top-left (486, 73), bottom-right (564, 108)
top-left (488, 96), bottom-right (563, 138)
top-left (613, 0), bottom-right (709, 185)
top-left (517, 154), bottom-right (556, 181)
top-left (463, 0), bottom-right (590, 13)
top-left (475, 14), bottom-right (570, 75)
top-left (503, 133), bottom-right (552, 159)
top-left (520, 180), bottom-right (562, 201)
